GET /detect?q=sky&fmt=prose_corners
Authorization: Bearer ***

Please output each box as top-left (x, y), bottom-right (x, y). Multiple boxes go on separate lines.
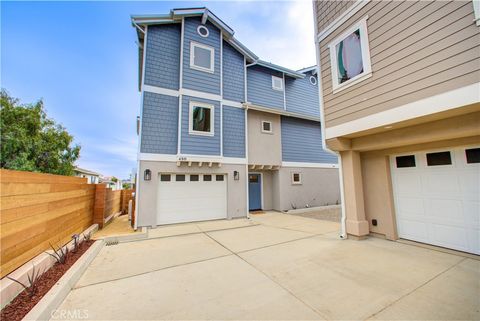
top-left (1, 0), bottom-right (316, 179)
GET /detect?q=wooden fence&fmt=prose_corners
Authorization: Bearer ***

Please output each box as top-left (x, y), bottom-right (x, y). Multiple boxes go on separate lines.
top-left (0, 169), bottom-right (135, 278)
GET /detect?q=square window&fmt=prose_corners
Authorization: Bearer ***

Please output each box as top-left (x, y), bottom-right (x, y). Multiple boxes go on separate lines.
top-left (190, 174), bottom-right (199, 181)
top-left (466, 148), bottom-right (480, 164)
top-left (291, 172), bottom-right (302, 185)
top-left (262, 121), bottom-right (272, 133)
top-left (272, 76), bottom-right (283, 91)
top-left (426, 151), bottom-right (452, 166)
top-left (175, 174), bottom-right (185, 181)
top-left (396, 155), bottom-right (416, 168)
top-left (189, 101), bottom-right (214, 136)
top-left (203, 174), bottom-right (212, 181)
top-left (160, 174), bottom-right (171, 182)
top-left (249, 175), bottom-right (258, 183)
top-left (216, 175), bottom-right (224, 181)
top-left (329, 17), bottom-right (372, 92)
top-left (190, 42), bottom-right (214, 73)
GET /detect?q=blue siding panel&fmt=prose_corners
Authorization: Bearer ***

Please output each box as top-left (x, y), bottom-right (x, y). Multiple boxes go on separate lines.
top-left (182, 18), bottom-right (221, 95)
top-left (281, 116), bottom-right (338, 164)
top-left (180, 95), bottom-right (221, 155)
top-left (223, 106), bottom-right (245, 158)
top-left (285, 71), bottom-right (320, 118)
top-left (247, 65), bottom-right (284, 110)
top-left (140, 92), bottom-right (179, 154)
top-left (222, 41), bottom-right (245, 102)
top-left (144, 24), bottom-right (181, 90)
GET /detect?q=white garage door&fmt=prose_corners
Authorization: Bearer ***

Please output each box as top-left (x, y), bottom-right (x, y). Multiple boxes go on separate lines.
top-left (157, 173), bottom-right (227, 225)
top-left (390, 146), bottom-right (480, 254)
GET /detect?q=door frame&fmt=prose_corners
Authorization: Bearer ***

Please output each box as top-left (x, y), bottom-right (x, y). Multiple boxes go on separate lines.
top-left (248, 172), bottom-right (264, 211)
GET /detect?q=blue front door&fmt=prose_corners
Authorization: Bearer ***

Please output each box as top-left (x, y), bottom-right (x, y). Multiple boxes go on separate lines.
top-left (248, 174), bottom-right (262, 211)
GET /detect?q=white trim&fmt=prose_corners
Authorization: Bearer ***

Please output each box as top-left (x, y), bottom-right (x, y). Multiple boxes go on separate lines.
top-left (139, 153), bottom-right (178, 162)
top-left (282, 73), bottom-right (287, 110)
top-left (325, 82), bottom-right (480, 139)
top-left (261, 120), bottom-right (273, 134)
top-left (179, 17), bottom-right (184, 89)
top-left (272, 75), bottom-right (283, 91)
top-left (223, 157), bottom-right (247, 164)
top-left (177, 18), bottom-right (184, 156)
top-left (189, 101), bottom-right (215, 136)
top-left (197, 25), bottom-right (209, 37)
top-left (181, 88), bottom-right (221, 101)
top-left (137, 153), bottom-right (246, 164)
top-left (144, 85), bottom-right (180, 97)
top-left (317, 0), bottom-right (370, 42)
top-left (309, 76), bottom-right (317, 86)
top-left (220, 31), bottom-right (223, 156)
top-left (328, 16), bottom-right (372, 93)
top-left (220, 103), bottom-right (223, 155)
top-left (291, 172), bottom-right (302, 185)
top-left (473, 0), bottom-right (480, 26)
top-left (282, 162), bottom-right (339, 169)
top-left (177, 95), bottom-right (182, 154)
top-left (221, 99), bottom-right (243, 108)
top-left (244, 108), bottom-right (249, 218)
top-left (249, 172), bottom-right (264, 210)
top-left (244, 56), bottom-right (248, 102)
top-left (190, 41), bottom-right (215, 73)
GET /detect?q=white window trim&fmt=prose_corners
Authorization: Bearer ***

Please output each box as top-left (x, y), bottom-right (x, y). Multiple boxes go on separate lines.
top-left (271, 75), bottom-right (283, 91)
top-left (197, 25), bottom-right (210, 37)
top-left (309, 75), bottom-right (317, 86)
top-left (291, 172), bottom-right (302, 185)
top-left (328, 16), bottom-right (372, 94)
top-left (190, 41), bottom-right (215, 74)
top-left (189, 101), bottom-right (215, 137)
top-left (261, 120), bottom-right (273, 134)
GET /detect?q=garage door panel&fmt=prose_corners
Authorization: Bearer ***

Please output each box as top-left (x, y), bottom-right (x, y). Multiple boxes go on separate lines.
top-left (396, 173), bottom-right (422, 195)
top-left (398, 219), bottom-right (429, 241)
top-left (426, 199), bottom-right (463, 221)
top-left (464, 202), bottom-right (480, 228)
top-left (397, 197), bottom-right (425, 216)
top-left (431, 224), bottom-right (469, 251)
top-left (422, 172), bottom-right (461, 196)
top-left (459, 172), bottom-right (480, 200)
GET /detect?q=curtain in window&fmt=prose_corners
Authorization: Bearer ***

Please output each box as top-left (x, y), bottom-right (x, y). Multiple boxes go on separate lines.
top-left (337, 30), bottom-right (363, 83)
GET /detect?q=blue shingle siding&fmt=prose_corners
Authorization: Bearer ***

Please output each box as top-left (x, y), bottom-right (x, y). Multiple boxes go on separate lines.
top-left (223, 106), bottom-right (245, 158)
top-left (140, 92), bottom-right (179, 154)
top-left (285, 71), bottom-right (320, 118)
top-left (180, 95), bottom-right (221, 155)
top-left (281, 116), bottom-right (338, 164)
top-left (144, 24), bottom-right (181, 90)
top-left (247, 65), bottom-right (284, 110)
top-left (182, 18), bottom-right (221, 95)
top-left (222, 41), bottom-right (245, 102)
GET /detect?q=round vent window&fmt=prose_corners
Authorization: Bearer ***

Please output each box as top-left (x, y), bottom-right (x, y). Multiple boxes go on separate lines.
top-left (309, 75), bottom-right (317, 85)
top-left (197, 25), bottom-right (209, 38)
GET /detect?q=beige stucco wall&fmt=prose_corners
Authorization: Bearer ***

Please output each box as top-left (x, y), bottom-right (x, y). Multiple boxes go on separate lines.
top-left (247, 110), bottom-right (282, 166)
top-left (137, 161), bottom-right (247, 227)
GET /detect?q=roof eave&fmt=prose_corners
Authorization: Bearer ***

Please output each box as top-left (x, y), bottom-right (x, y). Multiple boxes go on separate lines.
top-left (257, 60), bottom-right (305, 78)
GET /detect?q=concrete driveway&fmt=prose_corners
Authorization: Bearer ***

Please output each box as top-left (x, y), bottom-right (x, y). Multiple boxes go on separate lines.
top-left (54, 212), bottom-right (479, 320)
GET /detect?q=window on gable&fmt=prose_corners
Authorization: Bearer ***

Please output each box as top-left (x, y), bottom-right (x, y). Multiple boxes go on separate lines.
top-left (272, 76), bottom-right (283, 91)
top-left (261, 121), bottom-right (272, 134)
top-left (189, 101), bottom-right (214, 136)
top-left (329, 17), bottom-right (372, 92)
top-left (190, 42), bottom-right (214, 73)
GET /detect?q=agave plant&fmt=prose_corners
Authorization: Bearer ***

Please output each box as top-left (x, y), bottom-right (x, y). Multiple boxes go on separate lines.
top-left (47, 243), bottom-right (69, 264)
top-left (71, 234), bottom-right (80, 253)
top-left (82, 231), bottom-right (91, 242)
top-left (7, 264), bottom-right (43, 298)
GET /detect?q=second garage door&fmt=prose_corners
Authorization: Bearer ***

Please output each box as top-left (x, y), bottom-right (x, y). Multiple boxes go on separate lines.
top-left (157, 173), bottom-right (227, 225)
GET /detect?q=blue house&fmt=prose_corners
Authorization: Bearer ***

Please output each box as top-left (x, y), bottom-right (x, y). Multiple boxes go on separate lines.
top-left (132, 8), bottom-right (339, 227)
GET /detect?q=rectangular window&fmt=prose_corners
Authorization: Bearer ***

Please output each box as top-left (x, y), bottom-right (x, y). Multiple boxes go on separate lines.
top-left (261, 121), bottom-right (272, 133)
top-left (272, 76), bottom-right (283, 91)
top-left (190, 174), bottom-right (199, 181)
top-left (291, 172), bottom-right (302, 185)
top-left (249, 175), bottom-right (258, 183)
top-left (190, 42), bottom-right (214, 73)
top-left (175, 174), bottom-right (185, 182)
top-left (189, 101), bottom-right (214, 136)
top-left (329, 17), bottom-right (372, 92)
top-left (216, 175), bottom-right (224, 181)
top-left (160, 174), bottom-right (171, 182)
top-left (203, 174), bottom-right (212, 181)
top-left (466, 148), bottom-right (480, 164)
top-left (396, 155), bottom-right (416, 168)
top-left (427, 151), bottom-right (452, 166)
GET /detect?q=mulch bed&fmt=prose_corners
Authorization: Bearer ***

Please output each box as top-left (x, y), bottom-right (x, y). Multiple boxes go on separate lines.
top-left (1, 240), bottom-right (95, 321)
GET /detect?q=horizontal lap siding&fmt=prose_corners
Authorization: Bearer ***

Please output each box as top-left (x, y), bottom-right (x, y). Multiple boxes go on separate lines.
top-left (144, 24), bottom-right (181, 90)
top-left (281, 116), bottom-right (338, 164)
top-left (318, 0), bottom-right (480, 128)
top-left (247, 65), bottom-right (284, 110)
top-left (316, 0), bottom-right (355, 34)
top-left (285, 71), bottom-right (320, 118)
top-left (223, 106), bottom-right (245, 158)
top-left (222, 41), bottom-right (245, 102)
top-left (183, 18), bottom-right (221, 95)
top-left (181, 95), bottom-right (221, 155)
top-left (140, 92), bottom-right (179, 154)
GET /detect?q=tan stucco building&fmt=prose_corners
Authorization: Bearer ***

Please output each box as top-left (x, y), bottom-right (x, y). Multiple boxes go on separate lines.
top-left (313, 0), bottom-right (480, 254)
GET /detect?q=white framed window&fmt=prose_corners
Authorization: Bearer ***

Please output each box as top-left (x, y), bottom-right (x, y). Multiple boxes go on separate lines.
top-left (189, 101), bottom-right (214, 136)
top-left (272, 75), bottom-right (283, 91)
top-left (261, 121), bottom-right (272, 134)
top-left (473, 0), bottom-right (480, 26)
top-left (291, 172), bottom-right (302, 185)
top-left (190, 41), bottom-right (214, 73)
top-left (197, 25), bottom-right (209, 37)
top-left (328, 16), bottom-right (372, 93)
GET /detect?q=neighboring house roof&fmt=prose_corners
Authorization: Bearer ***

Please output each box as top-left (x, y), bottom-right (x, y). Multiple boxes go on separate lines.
top-left (74, 167), bottom-right (101, 176)
top-left (297, 65), bottom-right (318, 75)
top-left (256, 60), bottom-right (305, 79)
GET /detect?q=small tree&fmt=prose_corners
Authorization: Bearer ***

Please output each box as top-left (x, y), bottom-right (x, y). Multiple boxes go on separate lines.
top-left (0, 89), bottom-right (80, 175)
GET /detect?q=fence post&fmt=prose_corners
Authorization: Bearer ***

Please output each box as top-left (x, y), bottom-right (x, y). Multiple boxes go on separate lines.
top-left (93, 184), bottom-right (107, 229)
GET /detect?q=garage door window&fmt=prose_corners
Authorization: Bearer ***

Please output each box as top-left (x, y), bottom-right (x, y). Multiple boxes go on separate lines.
top-left (465, 148), bottom-right (480, 164)
top-left (160, 174), bottom-right (171, 182)
top-left (216, 175), bottom-right (224, 181)
top-left (190, 174), bottom-right (199, 181)
top-left (176, 174), bottom-right (185, 182)
top-left (203, 175), bottom-right (212, 181)
top-left (395, 155), bottom-right (416, 168)
top-left (426, 151), bottom-right (452, 166)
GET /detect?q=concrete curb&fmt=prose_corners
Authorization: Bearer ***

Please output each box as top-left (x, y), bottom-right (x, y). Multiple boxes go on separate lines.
top-left (284, 205), bottom-right (341, 215)
top-left (102, 226), bottom-right (148, 244)
top-left (22, 240), bottom-right (105, 321)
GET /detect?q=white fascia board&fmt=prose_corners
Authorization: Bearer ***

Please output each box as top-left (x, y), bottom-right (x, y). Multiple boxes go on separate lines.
top-left (222, 99), bottom-right (243, 108)
top-left (180, 88), bottom-right (222, 101)
top-left (325, 82), bottom-right (480, 139)
top-left (282, 162), bottom-right (339, 169)
top-left (144, 85), bottom-right (180, 97)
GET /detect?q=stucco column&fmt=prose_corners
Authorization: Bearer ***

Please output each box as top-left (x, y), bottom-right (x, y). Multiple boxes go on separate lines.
top-left (340, 150), bottom-right (369, 237)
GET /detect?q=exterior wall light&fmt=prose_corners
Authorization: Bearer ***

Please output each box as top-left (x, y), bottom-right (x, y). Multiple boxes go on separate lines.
top-left (234, 171), bottom-right (239, 181)
top-left (144, 169), bottom-right (151, 181)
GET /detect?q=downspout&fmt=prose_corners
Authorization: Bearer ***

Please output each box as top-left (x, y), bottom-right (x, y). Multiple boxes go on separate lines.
top-left (312, 1), bottom-right (347, 239)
